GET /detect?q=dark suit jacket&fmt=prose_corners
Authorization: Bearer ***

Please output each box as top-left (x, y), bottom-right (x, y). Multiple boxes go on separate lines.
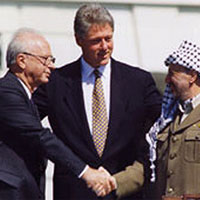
top-left (33, 58), bottom-right (161, 200)
top-left (0, 141), bottom-right (40, 200)
top-left (0, 71), bottom-right (86, 200)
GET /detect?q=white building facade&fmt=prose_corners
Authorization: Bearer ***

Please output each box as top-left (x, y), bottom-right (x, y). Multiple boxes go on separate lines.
top-left (1, 0), bottom-right (200, 199)
top-left (1, 0), bottom-right (200, 75)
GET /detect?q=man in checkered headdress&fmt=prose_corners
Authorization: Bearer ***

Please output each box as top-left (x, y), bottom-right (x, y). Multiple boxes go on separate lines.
top-left (147, 40), bottom-right (200, 199)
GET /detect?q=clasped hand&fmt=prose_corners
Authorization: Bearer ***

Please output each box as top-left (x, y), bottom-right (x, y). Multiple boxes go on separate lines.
top-left (82, 166), bottom-right (117, 197)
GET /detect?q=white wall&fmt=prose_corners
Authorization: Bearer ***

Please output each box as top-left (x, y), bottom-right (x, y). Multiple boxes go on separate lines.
top-left (1, 1), bottom-right (200, 75)
top-left (1, 1), bottom-right (200, 199)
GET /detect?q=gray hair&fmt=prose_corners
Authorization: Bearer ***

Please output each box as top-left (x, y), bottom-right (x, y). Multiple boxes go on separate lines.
top-left (74, 3), bottom-right (114, 39)
top-left (6, 28), bottom-right (42, 68)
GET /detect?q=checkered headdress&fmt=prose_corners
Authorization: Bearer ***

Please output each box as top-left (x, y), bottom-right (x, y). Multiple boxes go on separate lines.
top-left (165, 40), bottom-right (200, 73)
top-left (146, 40), bottom-right (200, 182)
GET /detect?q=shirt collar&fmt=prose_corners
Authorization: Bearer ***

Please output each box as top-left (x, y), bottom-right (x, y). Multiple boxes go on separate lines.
top-left (81, 57), bottom-right (111, 79)
top-left (17, 78), bottom-right (32, 100)
top-left (192, 93), bottom-right (200, 109)
top-left (179, 93), bottom-right (200, 114)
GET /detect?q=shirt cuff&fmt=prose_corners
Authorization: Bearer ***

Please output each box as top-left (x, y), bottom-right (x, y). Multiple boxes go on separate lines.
top-left (78, 165), bottom-right (89, 178)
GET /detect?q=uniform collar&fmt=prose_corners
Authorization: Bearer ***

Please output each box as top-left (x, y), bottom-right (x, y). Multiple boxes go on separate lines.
top-left (179, 93), bottom-right (200, 114)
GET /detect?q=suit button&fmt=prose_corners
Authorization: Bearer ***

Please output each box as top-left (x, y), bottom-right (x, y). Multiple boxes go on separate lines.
top-left (169, 153), bottom-right (177, 159)
top-left (168, 187), bottom-right (174, 193)
top-left (172, 136), bottom-right (178, 143)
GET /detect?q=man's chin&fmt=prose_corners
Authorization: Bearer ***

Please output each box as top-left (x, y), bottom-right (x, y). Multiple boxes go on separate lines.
top-left (99, 59), bottom-right (110, 66)
top-left (41, 78), bottom-right (49, 84)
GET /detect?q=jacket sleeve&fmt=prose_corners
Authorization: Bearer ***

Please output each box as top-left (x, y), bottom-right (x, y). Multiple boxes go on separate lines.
top-left (0, 87), bottom-right (86, 177)
top-left (113, 71), bottom-right (161, 199)
top-left (113, 161), bottom-right (144, 199)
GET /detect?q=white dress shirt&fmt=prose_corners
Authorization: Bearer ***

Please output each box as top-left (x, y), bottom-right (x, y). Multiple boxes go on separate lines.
top-left (18, 78), bottom-right (32, 100)
top-left (81, 57), bottom-right (111, 134)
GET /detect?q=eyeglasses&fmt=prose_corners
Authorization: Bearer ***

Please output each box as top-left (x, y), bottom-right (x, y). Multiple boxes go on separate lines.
top-left (22, 52), bottom-right (56, 66)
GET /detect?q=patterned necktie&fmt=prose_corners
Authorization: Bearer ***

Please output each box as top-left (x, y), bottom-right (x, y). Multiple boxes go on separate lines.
top-left (92, 69), bottom-right (108, 157)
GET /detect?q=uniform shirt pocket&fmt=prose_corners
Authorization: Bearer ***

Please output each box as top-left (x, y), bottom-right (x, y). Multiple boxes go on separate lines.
top-left (184, 131), bottom-right (200, 163)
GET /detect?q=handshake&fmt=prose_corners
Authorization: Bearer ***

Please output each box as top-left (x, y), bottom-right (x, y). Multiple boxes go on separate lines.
top-left (82, 166), bottom-right (117, 197)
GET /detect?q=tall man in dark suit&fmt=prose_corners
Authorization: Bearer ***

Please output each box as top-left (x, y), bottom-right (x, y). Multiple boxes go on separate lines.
top-left (33, 3), bottom-right (161, 200)
top-left (0, 28), bottom-right (112, 200)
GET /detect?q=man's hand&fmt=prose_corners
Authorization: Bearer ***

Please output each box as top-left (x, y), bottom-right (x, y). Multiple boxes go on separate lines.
top-left (95, 166), bottom-right (117, 197)
top-left (81, 166), bottom-right (117, 197)
top-left (81, 166), bottom-right (110, 189)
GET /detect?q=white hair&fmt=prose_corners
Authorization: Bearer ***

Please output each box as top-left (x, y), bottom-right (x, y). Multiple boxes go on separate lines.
top-left (6, 27), bottom-right (43, 67)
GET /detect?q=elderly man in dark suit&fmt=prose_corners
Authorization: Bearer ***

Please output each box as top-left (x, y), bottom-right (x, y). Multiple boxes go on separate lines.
top-left (0, 28), bottom-right (111, 200)
top-left (33, 3), bottom-right (161, 200)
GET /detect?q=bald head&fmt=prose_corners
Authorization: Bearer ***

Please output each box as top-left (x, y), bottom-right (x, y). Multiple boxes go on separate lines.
top-left (5, 28), bottom-right (55, 93)
top-left (6, 28), bottom-right (49, 68)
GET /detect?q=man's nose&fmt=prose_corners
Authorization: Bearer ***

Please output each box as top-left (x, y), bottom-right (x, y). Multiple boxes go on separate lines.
top-left (100, 39), bottom-right (108, 50)
top-left (48, 63), bottom-right (55, 71)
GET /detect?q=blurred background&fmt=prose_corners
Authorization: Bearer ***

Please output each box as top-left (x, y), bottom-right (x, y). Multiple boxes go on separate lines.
top-left (1, 0), bottom-right (200, 199)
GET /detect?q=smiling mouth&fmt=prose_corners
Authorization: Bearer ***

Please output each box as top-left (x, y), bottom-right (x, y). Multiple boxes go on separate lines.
top-left (98, 51), bottom-right (109, 58)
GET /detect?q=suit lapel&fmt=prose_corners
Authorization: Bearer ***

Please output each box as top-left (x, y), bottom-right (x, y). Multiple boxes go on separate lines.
top-left (61, 59), bottom-right (129, 158)
top-left (5, 72), bottom-right (39, 120)
top-left (102, 59), bottom-right (125, 156)
top-left (6, 72), bottom-right (28, 97)
top-left (7, 72), bottom-right (40, 118)
top-left (62, 60), bottom-right (100, 157)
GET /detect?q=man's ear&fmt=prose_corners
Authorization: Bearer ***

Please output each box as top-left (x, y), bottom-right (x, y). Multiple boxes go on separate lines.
top-left (75, 34), bottom-right (83, 47)
top-left (190, 70), bottom-right (198, 84)
top-left (16, 53), bottom-right (26, 70)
